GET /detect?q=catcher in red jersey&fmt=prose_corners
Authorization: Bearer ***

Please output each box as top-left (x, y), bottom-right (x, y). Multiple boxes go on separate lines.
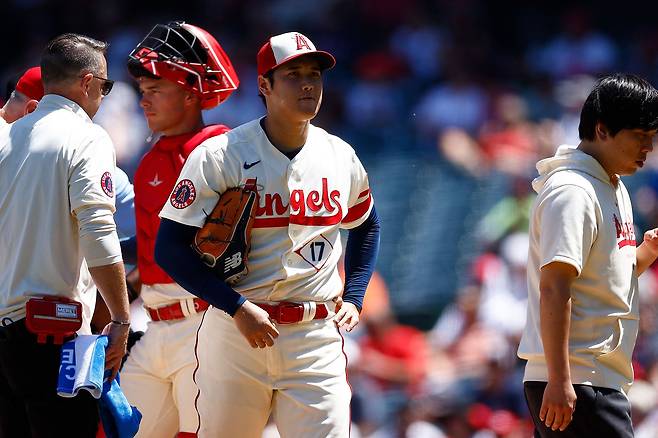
top-left (156, 31), bottom-right (381, 438)
top-left (119, 21), bottom-right (238, 438)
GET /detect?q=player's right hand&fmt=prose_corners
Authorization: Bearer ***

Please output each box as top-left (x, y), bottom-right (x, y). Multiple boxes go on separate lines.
top-left (539, 380), bottom-right (577, 432)
top-left (102, 321), bottom-right (130, 381)
top-left (333, 297), bottom-right (360, 332)
top-left (233, 300), bottom-right (280, 348)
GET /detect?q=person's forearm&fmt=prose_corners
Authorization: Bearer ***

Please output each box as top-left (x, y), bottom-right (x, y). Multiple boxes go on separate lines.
top-left (89, 262), bottom-right (130, 322)
top-left (155, 219), bottom-right (246, 316)
top-left (540, 282), bottom-right (572, 382)
top-left (636, 242), bottom-right (658, 276)
top-left (343, 207), bottom-right (380, 310)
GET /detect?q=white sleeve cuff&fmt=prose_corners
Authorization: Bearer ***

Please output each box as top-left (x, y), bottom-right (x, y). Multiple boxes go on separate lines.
top-left (76, 206), bottom-right (123, 267)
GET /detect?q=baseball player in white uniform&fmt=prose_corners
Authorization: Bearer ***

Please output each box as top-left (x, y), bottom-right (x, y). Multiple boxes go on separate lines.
top-left (155, 32), bottom-right (381, 437)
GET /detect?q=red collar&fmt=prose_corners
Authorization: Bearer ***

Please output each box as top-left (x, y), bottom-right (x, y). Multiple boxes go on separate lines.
top-left (153, 125), bottom-right (230, 158)
top-left (153, 132), bottom-right (196, 152)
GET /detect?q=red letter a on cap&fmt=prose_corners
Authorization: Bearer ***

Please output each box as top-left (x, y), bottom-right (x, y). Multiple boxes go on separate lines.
top-left (295, 34), bottom-right (311, 51)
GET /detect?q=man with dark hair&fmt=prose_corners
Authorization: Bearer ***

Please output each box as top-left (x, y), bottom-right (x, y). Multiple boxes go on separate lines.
top-left (156, 31), bottom-right (380, 438)
top-left (578, 74), bottom-right (658, 141)
top-left (0, 33), bottom-right (129, 437)
top-left (519, 73), bottom-right (658, 437)
top-left (39, 33), bottom-right (114, 118)
top-left (41, 33), bottom-right (108, 86)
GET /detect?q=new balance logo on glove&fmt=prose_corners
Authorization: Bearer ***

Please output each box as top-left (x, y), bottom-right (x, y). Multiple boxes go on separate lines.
top-left (224, 253), bottom-right (243, 273)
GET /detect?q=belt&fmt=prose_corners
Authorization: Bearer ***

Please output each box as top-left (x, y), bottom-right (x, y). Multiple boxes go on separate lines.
top-left (255, 302), bottom-right (329, 324)
top-left (146, 298), bottom-right (209, 322)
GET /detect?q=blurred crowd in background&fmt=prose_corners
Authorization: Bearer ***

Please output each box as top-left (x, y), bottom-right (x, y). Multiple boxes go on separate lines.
top-left (6, 0), bottom-right (658, 436)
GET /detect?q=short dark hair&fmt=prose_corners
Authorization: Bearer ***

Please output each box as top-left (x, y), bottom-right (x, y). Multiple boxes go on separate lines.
top-left (258, 70), bottom-right (275, 107)
top-left (41, 33), bottom-right (108, 85)
top-left (579, 74), bottom-right (658, 141)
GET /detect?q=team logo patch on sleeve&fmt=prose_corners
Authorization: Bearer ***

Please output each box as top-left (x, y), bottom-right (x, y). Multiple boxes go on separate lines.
top-left (170, 179), bottom-right (197, 209)
top-left (100, 172), bottom-right (114, 197)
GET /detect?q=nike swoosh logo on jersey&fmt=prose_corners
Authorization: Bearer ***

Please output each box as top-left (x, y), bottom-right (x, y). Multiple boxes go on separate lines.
top-left (243, 160), bottom-right (261, 169)
top-left (148, 174), bottom-right (163, 187)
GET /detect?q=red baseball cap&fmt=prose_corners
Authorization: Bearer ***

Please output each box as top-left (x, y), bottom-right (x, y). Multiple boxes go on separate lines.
top-left (257, 32), bottom-right (335, 77)
top-left (15, 67), bottom-right (44, 101)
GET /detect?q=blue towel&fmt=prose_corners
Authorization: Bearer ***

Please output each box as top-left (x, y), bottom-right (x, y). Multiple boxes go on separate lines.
top-left (100, 372), bottom-right (142, 438)
top-left (57, 335), bottom-right (107, 398)
top-left (57, 335), bottom-right (142, 438)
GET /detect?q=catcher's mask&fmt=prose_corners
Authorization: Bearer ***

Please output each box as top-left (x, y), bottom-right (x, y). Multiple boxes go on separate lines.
top-left (128, 21), bottom-right (239, 109)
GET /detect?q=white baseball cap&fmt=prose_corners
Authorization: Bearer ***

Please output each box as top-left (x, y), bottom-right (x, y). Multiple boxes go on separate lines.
top-left (257, 32), bottom-right (335, 76)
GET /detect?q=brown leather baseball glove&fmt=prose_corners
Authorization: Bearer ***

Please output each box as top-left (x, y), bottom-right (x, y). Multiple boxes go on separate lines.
top-left (192, 187), bottom-right (258, 285)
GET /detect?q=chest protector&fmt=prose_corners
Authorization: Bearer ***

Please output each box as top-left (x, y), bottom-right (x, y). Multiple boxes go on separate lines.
top-left (134, 124), bottom-right (229, 284)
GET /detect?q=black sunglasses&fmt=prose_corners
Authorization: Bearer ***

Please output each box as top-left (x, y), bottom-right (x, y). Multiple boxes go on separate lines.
top-left (93, 75), bottom-right (114, 96)
top-left (81, 74), bottom-right (114, 96)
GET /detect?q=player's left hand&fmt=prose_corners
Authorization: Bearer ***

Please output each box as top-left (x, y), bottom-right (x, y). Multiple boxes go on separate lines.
top-left (643, 228), bottom-right (658, 255)
top-left (333, 297), bottom-right (360, 332)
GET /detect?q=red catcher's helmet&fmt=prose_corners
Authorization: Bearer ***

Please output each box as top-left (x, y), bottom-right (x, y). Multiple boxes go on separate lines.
top-left (128, 21), bottom-right (239, 110)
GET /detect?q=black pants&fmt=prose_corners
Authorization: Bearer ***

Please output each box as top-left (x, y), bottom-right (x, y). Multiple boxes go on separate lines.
top-left (524, 381), bottom-right (633, 438)
top-left (0, 319), bottom-right (99, 438)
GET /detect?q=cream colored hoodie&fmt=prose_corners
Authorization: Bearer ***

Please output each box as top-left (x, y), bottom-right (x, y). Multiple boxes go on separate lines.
top-left (518, 145), bottom-right (639, 395)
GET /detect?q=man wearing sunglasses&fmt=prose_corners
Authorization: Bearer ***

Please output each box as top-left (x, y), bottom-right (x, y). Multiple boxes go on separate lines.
top-left (120, 21), bottom-right (238, 437)
top-left (0, 33), bottom-right (129, 437)
top-left (91, 74), bottom-right (114, 97)
top-left (0, 66), bottom-right (135, 250)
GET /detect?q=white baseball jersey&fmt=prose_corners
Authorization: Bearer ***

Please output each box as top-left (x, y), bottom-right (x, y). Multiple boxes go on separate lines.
top-left (159, 118), bottom-right (373, 303)
top-left (0, 95), bottom-right (119, 330)
top-left (518, 145), bottom-right (639, 394)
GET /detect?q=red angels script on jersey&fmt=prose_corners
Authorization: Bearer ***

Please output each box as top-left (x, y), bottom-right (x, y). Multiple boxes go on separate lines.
top-left (295, 34), bottom-right (312, 51)
top-left (254, 178), bottom-right (342, 227)
top-left (614, 213), bottom-right (636, 249)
